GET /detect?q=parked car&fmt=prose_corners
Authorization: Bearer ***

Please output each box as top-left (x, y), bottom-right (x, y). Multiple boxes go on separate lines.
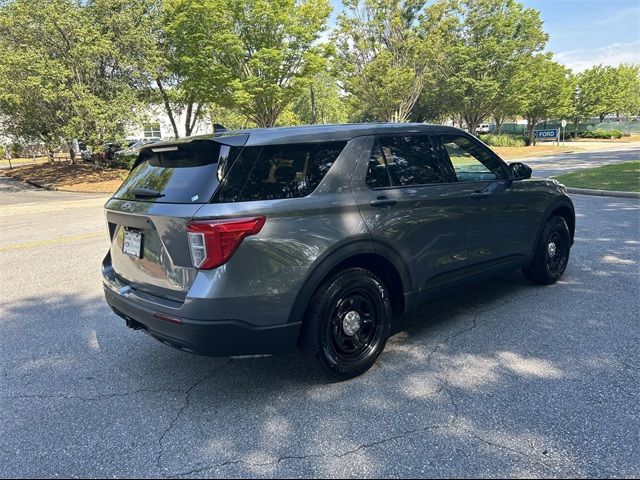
top-left (476, 124), bottom-right (491, 134)
top-left (110, 138), bottom-right (162, 169)
top-left (102, 124), bottom-right (575, 379)
top-left (93, 142), bottom-right (129, 164)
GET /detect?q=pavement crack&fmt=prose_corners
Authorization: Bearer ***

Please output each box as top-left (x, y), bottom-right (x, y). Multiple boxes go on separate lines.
top-left (172, 422), bottom-right (454, 477)
top-left (460, 429), bottom-right (564, 474)
top-left (155, 359), bottom-right (232, 472)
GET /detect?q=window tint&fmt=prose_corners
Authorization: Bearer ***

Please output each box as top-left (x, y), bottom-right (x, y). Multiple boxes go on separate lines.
top-left (439, 135), bottom-right (505, 182)
top-left (221, 141), bottom-right (346, 202)
top-left (113, 140), bottom-right (243, 203)
top-left (366, 143), bottom-right (392, 188)
top-left (376, 136), bottom-right (445, 187)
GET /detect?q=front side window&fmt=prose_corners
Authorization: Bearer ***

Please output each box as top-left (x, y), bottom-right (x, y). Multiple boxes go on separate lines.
top-left (438, 135), bottom-right (506, 182)
top-left (219, 141), bottom-right (346, 202)
top-left (365, 135), bottom-right (446, 188)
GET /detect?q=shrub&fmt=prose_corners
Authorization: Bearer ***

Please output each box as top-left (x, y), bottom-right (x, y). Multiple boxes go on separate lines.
top-left (10, 143), bottom-right (24, 158)
top-left (581, 129), bottom-right (623, 139)
top-left (480, 134), bottom-right (526, 147)
top-left (108, 152), bottom-right (137, 170)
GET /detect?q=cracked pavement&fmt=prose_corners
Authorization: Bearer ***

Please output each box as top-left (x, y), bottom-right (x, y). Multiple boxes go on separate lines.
top-left (0, 175), bottom-right (639, 478)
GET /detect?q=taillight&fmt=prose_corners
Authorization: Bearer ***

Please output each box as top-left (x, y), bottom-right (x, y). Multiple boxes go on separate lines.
top-left (186, 216), bottom-right (265, 270)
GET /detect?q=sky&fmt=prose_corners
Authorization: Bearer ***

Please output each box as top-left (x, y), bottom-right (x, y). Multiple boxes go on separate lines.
top-left (328, 0), bottom-right (640, 72)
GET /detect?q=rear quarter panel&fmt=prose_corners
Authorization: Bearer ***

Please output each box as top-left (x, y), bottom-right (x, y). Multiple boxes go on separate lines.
top-left (188, 136), bottom-right (370, 326)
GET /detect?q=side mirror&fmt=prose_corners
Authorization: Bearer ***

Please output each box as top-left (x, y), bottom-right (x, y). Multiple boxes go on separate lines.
top-left (509, 162), bottom-right (532, 180)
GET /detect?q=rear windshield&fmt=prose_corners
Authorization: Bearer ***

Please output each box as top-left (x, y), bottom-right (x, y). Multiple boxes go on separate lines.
top-left (113, 140), bottom-right (244, 203)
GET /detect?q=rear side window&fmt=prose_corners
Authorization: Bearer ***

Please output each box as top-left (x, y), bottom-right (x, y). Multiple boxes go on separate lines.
top-left (113, 140), bottom-right (244, 204)
top-left (217, 141), bottom-right (346, 202)
top-left (366, 135), bottom-right (446, 187)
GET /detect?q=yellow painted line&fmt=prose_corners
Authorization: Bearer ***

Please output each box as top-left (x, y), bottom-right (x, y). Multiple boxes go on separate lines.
top-left (0, 231), bottom-right (105, 252)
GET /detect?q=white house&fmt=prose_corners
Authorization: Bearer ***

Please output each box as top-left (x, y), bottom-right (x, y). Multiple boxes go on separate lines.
top-left (124, 104), bottom-right (214, 141)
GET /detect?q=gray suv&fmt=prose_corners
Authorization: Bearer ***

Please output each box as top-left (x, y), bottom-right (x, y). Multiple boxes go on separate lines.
top-left (102, 124), bottom-right (574, 378)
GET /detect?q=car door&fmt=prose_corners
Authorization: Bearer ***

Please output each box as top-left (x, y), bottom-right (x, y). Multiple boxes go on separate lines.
top-left (351, 134), bottom-right (468, 294)
top-left (431, 133), bottom-right (533, 270)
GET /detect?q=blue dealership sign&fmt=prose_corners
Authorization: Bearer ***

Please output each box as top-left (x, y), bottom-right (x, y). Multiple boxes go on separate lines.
top-left (525, 128), bottom-right (559, 140)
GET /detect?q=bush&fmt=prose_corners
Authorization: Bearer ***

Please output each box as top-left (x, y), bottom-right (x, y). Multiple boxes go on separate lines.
top-left (581, 129), bottom-right (623, 139)
top-left (108, 152), bottom-right (137, 170)
top-left (10, 143), bottom-right (24, 158)
top-left (479, 134), bottom-right (526, 147)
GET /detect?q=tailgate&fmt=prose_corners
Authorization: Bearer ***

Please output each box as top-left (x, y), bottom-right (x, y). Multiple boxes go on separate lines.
top-left (105, 200), bottom-right (202, 302)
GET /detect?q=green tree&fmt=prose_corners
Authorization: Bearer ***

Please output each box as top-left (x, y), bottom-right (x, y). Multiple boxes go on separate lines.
top-left (577, 65), bottom-right (619, 123)
top-left (439, 0), bottom-right (548, 134)
top-left (335, 0), bottom-right (450, 123)
top-left (515, 55), bottom-right (571, 145)
top-left (291, 70), bottom-right (350, 125)
top-left (0, 0), bottom-right (153, 159)
top-left (612, 64), bottom-right (640, 118)
top-left (164, 0), bottom-right (331, 128)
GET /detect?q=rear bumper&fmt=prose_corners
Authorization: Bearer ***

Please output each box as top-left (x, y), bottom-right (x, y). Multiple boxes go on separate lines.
top-left (103, 283), bottom-right (301, 357)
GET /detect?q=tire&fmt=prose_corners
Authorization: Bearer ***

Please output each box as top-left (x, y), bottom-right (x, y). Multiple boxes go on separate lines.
top-left (301, 267), bottom-right (392, 380)
top-left (522, 215), bottom-right (571, 285)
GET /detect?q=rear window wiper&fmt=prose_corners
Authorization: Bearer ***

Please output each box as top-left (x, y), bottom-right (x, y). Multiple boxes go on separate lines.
top-left (132, 187), bottom-right (165, 199)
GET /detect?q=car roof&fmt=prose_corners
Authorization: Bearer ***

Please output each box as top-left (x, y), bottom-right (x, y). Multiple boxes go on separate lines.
top-left (143, 123), bottom-right (465, 149)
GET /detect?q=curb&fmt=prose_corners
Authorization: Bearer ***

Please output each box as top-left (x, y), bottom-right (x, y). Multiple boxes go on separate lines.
top-left (3, 175), bottom-right (111, 194)
top-left (565, 187), bottom-right (640, 199)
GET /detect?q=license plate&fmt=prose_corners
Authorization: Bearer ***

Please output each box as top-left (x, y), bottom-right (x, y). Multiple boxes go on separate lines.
top-left (123, 230), bottom-right (142, 258)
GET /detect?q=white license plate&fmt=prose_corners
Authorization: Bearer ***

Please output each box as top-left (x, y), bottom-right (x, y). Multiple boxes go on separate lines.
top-left (123, 230), bottom-right (142, 258)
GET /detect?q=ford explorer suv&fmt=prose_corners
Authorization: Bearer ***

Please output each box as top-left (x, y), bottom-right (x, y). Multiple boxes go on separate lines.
top-left (102, 123), bottom-right (575, 379)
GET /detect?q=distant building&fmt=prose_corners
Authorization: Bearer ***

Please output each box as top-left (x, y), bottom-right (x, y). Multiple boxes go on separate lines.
top-left (124, 105), bottom-right (213, 141)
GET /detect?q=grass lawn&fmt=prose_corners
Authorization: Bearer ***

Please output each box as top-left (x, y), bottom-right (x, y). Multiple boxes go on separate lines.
top-left (0, 162), bottom-right (127, 193)
top-left (0, 156), bottom-right (48, 166)
top-left (553, 161), bottom-right (640, 192)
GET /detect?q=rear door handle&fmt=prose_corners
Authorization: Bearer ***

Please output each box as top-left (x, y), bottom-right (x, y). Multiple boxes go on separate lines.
top-left (470, 191), bottom-right (491, 199)
top-left (369, 196), bottom-right (397, 208)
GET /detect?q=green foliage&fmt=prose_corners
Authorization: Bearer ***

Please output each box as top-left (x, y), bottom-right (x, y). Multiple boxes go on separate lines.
top-left (514, 54), bottom-right (572, 145)
top-left (164, 0), bottom-right (332, 127)
top-left (291, 70), bottom-right (350, 125)
top-left (335, 0), bottom-right (450, 122)
top-left (581, 129), bottom-right (623, 139)
top-left (434, 0), bottom-right (548, 133)
top-left (10, 143), bottom-right (24, 158)
top-left (0, 0), bottom-right (155, 152)
top-left (479, 134), bottom-right (526, 147)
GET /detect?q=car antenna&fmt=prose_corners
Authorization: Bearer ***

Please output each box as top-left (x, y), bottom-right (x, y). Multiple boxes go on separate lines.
top-left (213, 124), bottom-right (227, 132)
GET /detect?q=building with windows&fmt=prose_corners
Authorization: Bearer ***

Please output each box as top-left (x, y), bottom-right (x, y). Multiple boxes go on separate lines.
top-left (124, 105), bottom-right (213, 141)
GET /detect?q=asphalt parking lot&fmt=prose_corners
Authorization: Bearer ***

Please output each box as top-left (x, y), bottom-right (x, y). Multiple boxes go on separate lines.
top-left (0, 175), bottom-right (638, 478)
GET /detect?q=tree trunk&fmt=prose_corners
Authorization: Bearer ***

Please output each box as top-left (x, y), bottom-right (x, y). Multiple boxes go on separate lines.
top-left (573, 116), bottom-right (580, 139)
top-left (494, 116), bottom-right (503, 134)
top-left (310, 84), bottom-right (317, 125)
top-left (599, 113), bottom-right (605, 123)
top-left (68, 144), bottom-right (75, 164)
top-left (156, 78), bottom-right (180, 138)
top-left (527, 120), bottom-right (536, 146)
top-left (185, 103), bottom-right (202, 137)
top-left (184, 102), bottom-right (192, 137)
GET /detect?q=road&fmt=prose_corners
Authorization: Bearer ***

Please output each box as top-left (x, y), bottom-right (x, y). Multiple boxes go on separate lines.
top-left (521, 144), bottom-right (639, 178)
top-left (1, 170), bottom-right (639, 478)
